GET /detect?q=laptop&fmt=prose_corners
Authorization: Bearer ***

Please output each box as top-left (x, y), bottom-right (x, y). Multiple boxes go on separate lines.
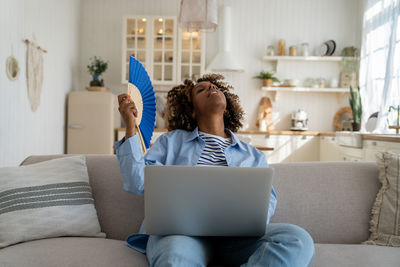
top-left (144, 165), bottom-right (273, 236)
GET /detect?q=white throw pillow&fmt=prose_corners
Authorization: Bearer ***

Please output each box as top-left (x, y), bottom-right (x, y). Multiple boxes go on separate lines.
top-left (0, 156), bottom-right (105, 248)
top-left (364, 152), bottom-right (400, 247)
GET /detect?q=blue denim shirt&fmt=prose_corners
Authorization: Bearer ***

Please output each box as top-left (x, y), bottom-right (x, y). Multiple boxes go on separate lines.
top-left (114, 127), bottom-right (277, 253)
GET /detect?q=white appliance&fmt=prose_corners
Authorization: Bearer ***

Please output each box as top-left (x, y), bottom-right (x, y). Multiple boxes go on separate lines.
top-left (67, 91), bottom-right (120, 154)
top-left (291, 109), bottom-right (308, 131)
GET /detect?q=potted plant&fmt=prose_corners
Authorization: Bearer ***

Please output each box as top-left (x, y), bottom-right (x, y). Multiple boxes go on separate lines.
top-left (87, 56), bottom-right (108, 88)
top-left (341, 46), bottom-right (358, 57)
top-left (349, 86), bottom-right (362, 131)
top-left (254, 71), bottom-right (280, 87)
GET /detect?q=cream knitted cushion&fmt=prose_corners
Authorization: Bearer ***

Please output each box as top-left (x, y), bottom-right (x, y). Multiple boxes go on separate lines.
top-left (364, 152), bottom-right (400, 246)
top-left (0, 156), bottom-right (105, 248)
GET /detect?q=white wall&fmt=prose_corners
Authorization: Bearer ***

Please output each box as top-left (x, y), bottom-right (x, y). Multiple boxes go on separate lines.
top-left (78, 0), bottom-right (180, 92)
top-left (79, 0), bottom-right (363, 132)
top-left (0, 0), bottom-right (81, 167)
top-left (207, 0), bottom-right (363, 131)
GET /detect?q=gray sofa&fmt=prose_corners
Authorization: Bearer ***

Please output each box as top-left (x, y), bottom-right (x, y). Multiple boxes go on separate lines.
top-left (0, 155), bottom-right (399, 267)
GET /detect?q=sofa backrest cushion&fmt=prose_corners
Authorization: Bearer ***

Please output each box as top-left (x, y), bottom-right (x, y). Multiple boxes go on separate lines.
top-left (21, 156), bottom-right (380, 244)
top-left (270, 161), bottom-right (380, 244)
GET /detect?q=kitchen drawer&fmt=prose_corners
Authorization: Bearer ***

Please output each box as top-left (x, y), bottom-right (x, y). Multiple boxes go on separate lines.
top-left (339, 146), bottom-right (364, 158)
top-left (364, 140), bottom-right (400, 152)
top-left (342, 154), bottom-right (364, 162)
top-left (236, 134), bottom-right (291, 147)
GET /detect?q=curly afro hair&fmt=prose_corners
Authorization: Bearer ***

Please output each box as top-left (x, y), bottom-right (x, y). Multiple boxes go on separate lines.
top-left (165, 73), bottom-right (244, 132)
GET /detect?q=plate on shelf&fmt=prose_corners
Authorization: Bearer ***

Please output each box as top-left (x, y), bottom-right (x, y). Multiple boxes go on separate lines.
top-left (319, 43), bottom-right (330, 56)
top-left (326, 40), bottom-right (336, 56)
top-left (319, 40), bottom-right (336, 56)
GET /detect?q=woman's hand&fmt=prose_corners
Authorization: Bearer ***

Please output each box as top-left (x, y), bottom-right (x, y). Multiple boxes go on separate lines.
top-left (118, 94), bottom-right (138, 139)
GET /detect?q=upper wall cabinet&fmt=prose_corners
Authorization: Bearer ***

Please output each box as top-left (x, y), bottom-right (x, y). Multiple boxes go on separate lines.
top-left (122, 16), bottom-right (205, 86)
top-left (178, 30), bottom-right (206, 82)
top-left (122, 16), bottom-right (177, 85)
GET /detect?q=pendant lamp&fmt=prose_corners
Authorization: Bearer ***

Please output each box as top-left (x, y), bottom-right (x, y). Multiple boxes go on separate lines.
top-left (178, 0), bottom-right (218, 32)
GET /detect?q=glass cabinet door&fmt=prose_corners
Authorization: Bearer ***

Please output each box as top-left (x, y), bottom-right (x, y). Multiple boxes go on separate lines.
top-left (179, 30), bottom-right (204, 82)
top-left (123, 17), bottom-right (148, 82)
top-left (123, 16), bottom-right (205, 86)
top-left (152, 18), bottom-right (176, 83)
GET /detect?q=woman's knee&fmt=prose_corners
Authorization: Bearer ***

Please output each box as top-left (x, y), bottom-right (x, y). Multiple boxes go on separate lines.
top-left (147, 235), bottom-right (209, 267)
top-left (263, 223), bottom-right (315, 255)
top-left (156, 235), bottom-right (202, 252)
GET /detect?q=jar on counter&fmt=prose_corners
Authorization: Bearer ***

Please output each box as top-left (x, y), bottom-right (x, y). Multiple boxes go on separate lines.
top-left (301, 43), bottom-right (310, 57)
top-left (289, 46), bottom-right (297, 56)
top-left (278, 39), bottom-right (286, 56)
top-left (266, 45), bottom-right (275, 56)
top-left (317, 78), bottom-right (326, 88)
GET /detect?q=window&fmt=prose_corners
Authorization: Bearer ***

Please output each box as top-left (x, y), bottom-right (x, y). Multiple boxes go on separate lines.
top-left (360, 0), bottom-right (400, 132)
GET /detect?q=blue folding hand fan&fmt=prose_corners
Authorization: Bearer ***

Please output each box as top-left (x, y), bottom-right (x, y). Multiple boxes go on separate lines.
top-left (127, 56), bottom-right (156, 152)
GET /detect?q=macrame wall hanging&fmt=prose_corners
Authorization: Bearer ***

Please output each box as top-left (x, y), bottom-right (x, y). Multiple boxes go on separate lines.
top-left (23, 37), bottom-right (47, 112)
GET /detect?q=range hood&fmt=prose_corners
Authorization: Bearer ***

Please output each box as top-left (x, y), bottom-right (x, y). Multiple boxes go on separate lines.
top-left (207, 6), bottom-right (244, 72)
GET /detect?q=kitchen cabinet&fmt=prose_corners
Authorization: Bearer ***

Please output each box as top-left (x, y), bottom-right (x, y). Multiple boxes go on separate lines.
top-left (236, 134), bottom-right (319, 163)
top-left (122, 16), bottom-right (177, 85)
top-left (122, 16), bottom-right (205, 86)
top-left (290, 135), bottom-right (320, 162)
top-left (177, 29), bottom-right (206, 82)
top-left (338, 146), bottom-right (364, 162)
top-left (363, 140), bottom-right (400, 161)
top-left (320, 136), bottom-right (341, 161)
top-left (335, 138), bottom-right (400, 162)
top-left (363, 140), bottom-right (382, 162)
top-left (116, 129), bottom-right (400, 163)
top-left (237, 134), bottom-right (292, 164)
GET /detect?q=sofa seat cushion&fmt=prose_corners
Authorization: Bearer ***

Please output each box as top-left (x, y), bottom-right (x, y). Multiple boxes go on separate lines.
top-left (311, 243), bottom-right (400, 267)
top-left (0, 237), bottom-right (148, 267)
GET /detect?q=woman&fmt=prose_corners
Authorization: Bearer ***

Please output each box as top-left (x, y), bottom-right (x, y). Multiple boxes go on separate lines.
top-left (115, 74), bottom-right (314, 267)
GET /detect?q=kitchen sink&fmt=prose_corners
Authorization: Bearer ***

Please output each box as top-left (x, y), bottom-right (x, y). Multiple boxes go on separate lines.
top-left (336, 131), bottom-right (363, 148)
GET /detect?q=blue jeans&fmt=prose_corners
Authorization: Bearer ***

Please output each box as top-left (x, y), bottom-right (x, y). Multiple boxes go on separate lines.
top-left (146, 223), bottom-right (315, 267)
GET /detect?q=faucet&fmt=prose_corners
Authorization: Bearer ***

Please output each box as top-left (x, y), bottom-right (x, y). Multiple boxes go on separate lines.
top-left (389, 105), bottom-right (400, 134)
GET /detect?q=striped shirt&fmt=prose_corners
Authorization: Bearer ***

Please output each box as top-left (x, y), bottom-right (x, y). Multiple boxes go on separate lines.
top-left (197, 131), bottom-right (232, 166)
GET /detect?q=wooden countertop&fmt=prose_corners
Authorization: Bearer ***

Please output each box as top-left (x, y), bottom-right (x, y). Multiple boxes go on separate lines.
top-left (117, 128), bottom-right (400, 142)
top-left (254, 146), bottom-right (274, 151)
top-left (118, 128), bottom-right (335, 136)
top-left (117, 128), bottom-right (275, 150)
top-left (362, 134), bottom-right (400, 142)
top-left (319, 132), bottom-right (337, 137)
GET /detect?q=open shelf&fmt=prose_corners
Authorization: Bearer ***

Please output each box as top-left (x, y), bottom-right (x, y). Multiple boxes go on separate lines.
top-left (261, 86), bottom-right (349, 92)
top-left (261, 86), bottom-right (349, 102)
top-left (262, 56), bottom-right (358, 62)
top-left (261, 56), bottom-right (359, 73)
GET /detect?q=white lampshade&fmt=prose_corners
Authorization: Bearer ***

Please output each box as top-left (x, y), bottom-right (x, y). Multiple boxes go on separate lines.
top-left (178, 0), bottom-right (218, 32)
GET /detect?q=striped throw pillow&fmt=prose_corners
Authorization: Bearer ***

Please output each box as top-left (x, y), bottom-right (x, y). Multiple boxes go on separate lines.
top-left (0, 156), bottom-right (105, 248)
